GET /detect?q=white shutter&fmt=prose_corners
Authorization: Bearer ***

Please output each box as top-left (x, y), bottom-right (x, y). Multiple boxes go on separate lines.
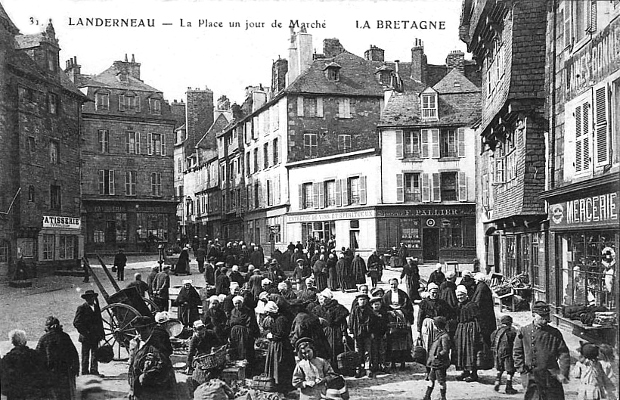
top-left (360, 176), bottom-right (367, 205)
top-left (313, 182), bottom-right (320, 209)
top-left (136, 132), bottom-right (141, 154)
top-left (431, 129), bottom-right (440, 158)
top-left (147, 133), bottom-right (153, 155)
top-left (161, 133), bottom-right (166, 156)
top-left (338, 99), bottom-right (345, 118)
top-left (421, 129), bottom-right (429, 158)
top-left (421, 173), bottom-right (430, 202)
top-left (298, 184), bottom-right (303, 209)
top-left (432, 173), bottom-right (441, 202)
top-left (396, 174), bottom-right (404, 203)
top-left (594, 86), bottom-right (609, 166)
top-left (458, 172), bottom-right (467, 201)
top-left (318, 181), bottom-right (325, 208)
top-left (335, 180), bottom-right (342, 207)
top-left (109, 170), bottom-right (115, 195)
top-left (457, 128), bottom-right (465, 157)
top-left (98, 170), bottom-right (104, 194)
top-left (297, 97), bottom-right (304, 117)
top-left (344, 98), bottom-right (351, 118)
top-left (341, 179), bottom-right (348, 206)
top-left (395, 130), bottom-right (404, 159)
top-left (316, 97), bottom-right (324, 117)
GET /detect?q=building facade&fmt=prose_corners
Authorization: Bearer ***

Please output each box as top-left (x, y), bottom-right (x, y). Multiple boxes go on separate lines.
top-left (71, 55), bottom-right (177, 254)
top-left (542, 1), bottom-right (619, 323)
top-left (461, 0), bottom-right (550, 300)
top-left (0, 8), bottom-right (88, 278)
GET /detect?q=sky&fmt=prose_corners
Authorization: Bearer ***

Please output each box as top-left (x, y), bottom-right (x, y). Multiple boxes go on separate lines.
top-left (2, 0), bottom-right (470, 104)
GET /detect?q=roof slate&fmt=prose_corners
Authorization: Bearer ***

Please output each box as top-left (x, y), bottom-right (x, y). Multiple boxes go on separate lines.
top-left (84, 65), bottom-right (162, 92)
top-left (0, 3), bottom-right (19, 34)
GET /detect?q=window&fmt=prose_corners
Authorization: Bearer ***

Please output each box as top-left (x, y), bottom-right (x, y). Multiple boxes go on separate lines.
top-left (126, 131), bottom-right (140, 154)
top-left (325, 180), bottom-right (336, 207)
top-left (42, 234), bottom-right (54, 260)
top-left (404, 173), bottom-right (421, 202)
top-left (338, 98), bottom-right (351, 118)
top-left (267, 180), bottom-right (273, 206)
top-left (50, 185), bottom-right (61, 210)
top-left (253, 148), bottom-right (259, 172)
top-left (338, 134), bottom-right (351, 152)
top-left (98, 170), bottom-right (115, 195)
top-left (254, 182), bottom-right (260, 208)
top-left (326, 67), bottom-right (340, 81)
top-left (48, 93), bottom-right (58, 114)
top-left (440, 172), bottom-right (457, 201)
top-left (149, 98), bottom-right (161, 114)
top-left (95, 93), bottom-right (109, 111)
top-left (47, 49), bottom-right (57, 72)
top-left (404, 130), bottom-right (420, 158)
top-left (273, 138), bottom-right (279, 165)
top-left (304, 133), bottom-right (318, 157)
top-left (298, 97), bottom-right (323, 117)
top-left (98, 130), bottom-right (109, 153)
top-left (440, 129), bottom-right (457, 157)
top-left (302, 183), bottom-right (313, 209)
top-left (58, 235), bottom-right (75, 259)
top-left (264, 143), bottom-right (269, 168)
top-left (421, 93), bottom-right (437, 119)
top-left (49, 140), bottom-right (59, 164)
top-left (575, 99), bottom-right (592, 174)
top-left (151, 172), bottom-right (161, 196)
top-left (119, 94), bottom-right (140, 112)
top-left (27, 136), bottom-right (36, 153)
top-left (125, 171), bottom-right (136, 196)
top-left (28, 185), bottom-right (35, 202)
top-left (148, 133), bottom-right (165, 156)
top-left (347, 176), bottom-right (360, 205)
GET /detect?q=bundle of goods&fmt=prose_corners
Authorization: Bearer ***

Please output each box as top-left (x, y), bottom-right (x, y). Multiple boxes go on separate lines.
top-left (593, 312), bottom-right (617, 327)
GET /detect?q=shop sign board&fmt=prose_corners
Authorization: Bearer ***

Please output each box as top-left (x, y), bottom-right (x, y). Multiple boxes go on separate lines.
top-left (42, 215), bottom-right (81, 229)
top-left (549, 191), bottom-right (618, 228)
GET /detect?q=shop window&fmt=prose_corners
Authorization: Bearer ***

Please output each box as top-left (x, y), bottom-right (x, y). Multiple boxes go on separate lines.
top-left (325, 180), bottom-right (336, 207)
top-left (505, 236), bottom-right (519, 277)
top-left (50, 185), bottom-right (61, 210)
top-left (404, 173), bottom-right (421, 202)
top-left (401, 218), bottom-right (421, 249)
top-left (304, 133), bottom-right (318, 157)
top-left (58, 235), bottom-right (75, 259)
top-left (42, 234), bottom-right (54, 260)
top-left (440, 219), bottom-right (463, 248)
top-left (301, 221), bottom-right (334, 243)
top-left (94, 230), bottom-right (105, 243)
top-left (98, 130), bottom-right (109, 153)
top-left (20, 239), bottom-right (34, 258)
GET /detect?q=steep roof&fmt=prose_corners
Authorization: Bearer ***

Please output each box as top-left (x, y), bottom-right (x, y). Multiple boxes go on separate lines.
top-left (197, 113), bottom-right (230, 149)
top-left (83, 65), bottom-right (162, 93)
top-left (0, 2), bottom-right (19, 35)
top-left (433, 68), bottom-right (480, 94)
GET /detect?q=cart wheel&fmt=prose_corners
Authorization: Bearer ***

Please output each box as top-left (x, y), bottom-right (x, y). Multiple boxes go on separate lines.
top-left (144, 298), bottom-right (160, 315)
top-left (101, 303), bottom-right (142, 361)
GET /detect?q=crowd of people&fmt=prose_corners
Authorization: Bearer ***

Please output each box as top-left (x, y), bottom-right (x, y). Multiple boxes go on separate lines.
top-left (0, 238), bottom-right (617, 400)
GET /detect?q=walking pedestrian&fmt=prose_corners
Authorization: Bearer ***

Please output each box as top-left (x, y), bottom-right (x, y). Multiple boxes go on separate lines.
top-left (491, 315), bottom-right (518, 394)
top-left (73, 289), bottom-right (105, 376)
top-left (113, 248), bottom-right (127, 281)
top-left (152, 265), bottom-right (171, 311)
top-left (422, 316), bottom-right (451, 400)
top-left (195, 244), bottom-right (206, 273)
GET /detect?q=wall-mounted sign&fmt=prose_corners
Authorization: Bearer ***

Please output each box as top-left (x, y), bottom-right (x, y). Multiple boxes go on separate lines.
top-left (426, 218), bottom-right (436, 227)
top-left (42, 215), bottom-right (81, 229)
top-left (287, 209), bottom-right (375, 222)
top-left (376, 205), bottom-right (475, 218)
top-left (549, 191), bottom-right (618, 229)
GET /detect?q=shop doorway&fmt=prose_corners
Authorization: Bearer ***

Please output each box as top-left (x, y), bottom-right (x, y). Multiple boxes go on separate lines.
top-left (423, 228), bottom-right (439, 261)
top-left (0, 240), bottom-right (9, 278)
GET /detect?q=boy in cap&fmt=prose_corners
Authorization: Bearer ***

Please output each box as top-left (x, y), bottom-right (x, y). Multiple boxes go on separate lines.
top-left (423, 316), bottom-right (451, 400)
top-left (369, 296), bottom-right (388, 374)
top-left (514, 301), bottom-right (570, 400)
top-left (349, 293), bottom-right (373, 378)
top-left (491, 315), bottom-right (518, 394)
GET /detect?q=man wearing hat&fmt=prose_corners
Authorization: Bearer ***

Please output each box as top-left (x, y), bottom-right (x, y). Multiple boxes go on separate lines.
top-left (513, 301), bottom-right (570, 399)
top-left (349, 292), bottom-right (373, 378)
top-left (152, 264), bottom-right (171, 311)
top-left (73, 289), bottom-right (105, 376)
top-left (215, 266), bottom-right (231, 295)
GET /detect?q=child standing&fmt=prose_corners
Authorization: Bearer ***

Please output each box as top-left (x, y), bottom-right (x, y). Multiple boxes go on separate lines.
top-left (369, 296), bottom-right (388, 374)
top-left (423, 316), bottom-right (450, 400)
top-left (491, 315), bottom-right (518, 394)
top-left (573, 342), bottom-right (615, 400)
top-left (598, 344), bottom-right (617, 400)
top-left (348, 293), bottom-right (372, 378)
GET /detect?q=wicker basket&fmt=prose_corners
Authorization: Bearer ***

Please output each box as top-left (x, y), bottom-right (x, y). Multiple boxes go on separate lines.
top-left (337, 342), bottom-right (361, 375)
top-left (250, 374), bottom-right (277, 392)
top-left (193, 345), bottom-right (228, 370)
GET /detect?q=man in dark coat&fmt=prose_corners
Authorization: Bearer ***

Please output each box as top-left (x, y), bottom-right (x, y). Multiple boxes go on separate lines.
top-left (215, 266), bottom-right (231, 295)
top-left (0, 329), bottom-right (48, 400)
top-left (195, 244), bottom-right (206, 273)
top-left (250, 245), bottom-right (264, 268)
top-left (146, 265), bottom-right (159, 298)
top-left (113, 248), bottom-right (127, 281)
top-left (513, 301), bottom-right (570, 400)
top-left (351, 254), bottom-right (368, 285)
top-left (152, 265), bottom-right (171, 311)
top-left (471, 272), bottom-right (497, 346)
top-left (176, 280), bottom-right (202, 327)
top-left (428, 263), bottom-right (446, 287)
top-left (397, 243), bottom-right (408, 266)
top-left (73, 289), bottom-right (105, 376)
top-left (204, 257), bottom-right (216, 286)
top-left (126, 272), bottom-right (150, 298)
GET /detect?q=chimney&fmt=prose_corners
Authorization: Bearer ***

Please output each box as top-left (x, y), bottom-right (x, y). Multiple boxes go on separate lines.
top-left (217, 95), bottom-right (231, 111)
top-left (286, 29), bottom-right (313, 86)
top-left (64, 56), bottom-right (81, 83)
top-left (392, 60), bottom-right (403, 92)
top-left (113, 54), bottom-right (141, 81)
top-left (446, 50), bottom-right (465, 73)
top-left (271, 57), bottom-right (288, 94)
top-left (364, 45), bottom-right (384, 62)
top-left (323, 38), bottom-right (345, 58)
top-left (231, 103), bottom-right (244, 120)
top-left (410, 38), bottom-right (427, 83)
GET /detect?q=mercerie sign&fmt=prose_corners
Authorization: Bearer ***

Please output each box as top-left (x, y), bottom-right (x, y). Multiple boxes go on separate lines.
top-left (549, 192), bottom-right (618, 228)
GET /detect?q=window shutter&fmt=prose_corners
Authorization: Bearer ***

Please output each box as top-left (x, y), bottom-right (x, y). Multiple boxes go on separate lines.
top-left (432, 173), bottom-right (440, 202)
top-left (496, 157), bottom-right (505, 183)
top-left (297, 97), bottom-right (304, 117)
top-left (147, 133), bottom-right (153, 155)
top-left (360, 176), bottom-right (367, 205)
top-left (458, 172), bottom-right (467, 201)
top-left (594, 86), bottom-right (609, 166)
top-left (119, 95), bottom-right (125, 111)
top-left (136, 132), bottom-right (141, 154)
top-left (421, 173), bottom-right (430, 202)
top-left (396, 174), bottom-right (404, 203)
top-left (431, 129), bottom-right (440, 158)
top-left (125, 133), bottom-right (130, 153)
top-left (421, 129), bottom-right (429, 158)
top-left (109, 170), bottom-right (115, 195)
top-left (344, 98), bottom-right (351, 118)
top-left (277, 177), bottom-right (281, 204)
top-left (313, 182), bottom-right (320, 209)
top-left (335, 180), bottom-right (342, 207)
top-left (395, 130), bottom-right (404, 159)
top-left (161, 134), bottom-right (166, 156)
top-left (298, 184), bottom-right (303, 209)
top-left (318, 181), bottom-right (325, 208)
top-left (258, 182), bottom-right (263, 208)
top-left (316, 97), bottom-right (323, 117)
top-left (457, 128), bottom-right (465, 157)
top-left (338, 99), bottom-right (345, 118)
top-left (341, 179), bottom-right (348, 206)
top-left (98, 170), bottom-right (104, 194)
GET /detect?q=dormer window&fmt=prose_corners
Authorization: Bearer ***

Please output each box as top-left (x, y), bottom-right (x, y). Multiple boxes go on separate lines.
top-left (119, 92), bottom-right (140, 112)
top-left (323, 62), bottom-right (341, 81)
top-left (420, 91), bottom-right (438, 120)
top-left (149, 98), bottom-right (161, 115)
top-left (95, 92), bottom-right (109, 111)
top-left (375, 64), bottom-right (393, 85)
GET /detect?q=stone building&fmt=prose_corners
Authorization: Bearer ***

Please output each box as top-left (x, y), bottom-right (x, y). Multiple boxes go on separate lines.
top-left (68, 55), bottom-right (177, 254)
top-left (460, 0), bottom-right (549, 297)
top-left (542, 1), bottom-right (619, 331)
top-left (0, 6), bottom-right (88, 278)
top-left (378, 50), bottom-right (481, 263)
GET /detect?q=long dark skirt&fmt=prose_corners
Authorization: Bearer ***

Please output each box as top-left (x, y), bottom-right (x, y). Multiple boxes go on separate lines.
top-left (324, 325), bottom-right (345, 370)
top-left (387, 328), bottom-right (413, 363)
top-left (453, 321), bottom-right (481, 370)
top-left (230, 325), bottom-right (255, 363)
top-left (265, 340), bottom-right (295, 392)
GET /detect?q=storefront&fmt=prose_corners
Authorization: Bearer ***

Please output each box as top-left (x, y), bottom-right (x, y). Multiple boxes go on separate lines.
top-left (33, 215), bottom-right (84, 270)
top-left (285, 208), bottom-right (376, 258)
top-left (83, 201), bottom-right (177, 254)
top-left (376, 205), bottom-right (476, 263)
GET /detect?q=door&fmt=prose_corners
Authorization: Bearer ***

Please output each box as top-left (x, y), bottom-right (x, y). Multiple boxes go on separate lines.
top-left (423, 228), bottom-right (439, 261)
top-left (0, 240), bottom-right (9, 278)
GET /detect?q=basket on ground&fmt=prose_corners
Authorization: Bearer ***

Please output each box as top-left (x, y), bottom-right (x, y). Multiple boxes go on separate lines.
top-left (193, 345), bottom-right (228, 370)
top-left (337, 343), bottom-right (361, 375)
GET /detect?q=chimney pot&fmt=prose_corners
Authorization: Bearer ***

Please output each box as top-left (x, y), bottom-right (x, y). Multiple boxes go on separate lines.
top-left (131, 54), bottom-right (135, 62)
top-left (125, 54), bottom-right (128, 62)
